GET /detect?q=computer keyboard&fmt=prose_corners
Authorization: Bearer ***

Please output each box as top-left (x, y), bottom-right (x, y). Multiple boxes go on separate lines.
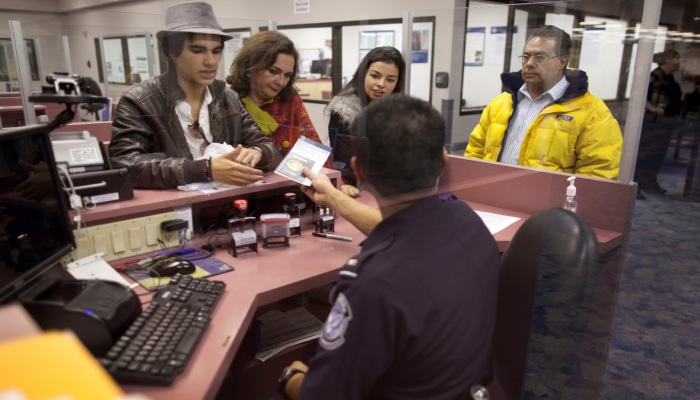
top-left (99, 274), bottom-right (226, 386)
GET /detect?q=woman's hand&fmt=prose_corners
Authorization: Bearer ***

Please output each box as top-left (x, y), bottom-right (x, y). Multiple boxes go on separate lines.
top-left (341, 184), bottom-right (360, 197)
top-left (232, 145), bottom-right (263, 167)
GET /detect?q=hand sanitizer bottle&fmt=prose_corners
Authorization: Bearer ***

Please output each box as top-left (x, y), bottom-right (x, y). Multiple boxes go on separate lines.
top-left (563, 176), bottom-right (578, 213)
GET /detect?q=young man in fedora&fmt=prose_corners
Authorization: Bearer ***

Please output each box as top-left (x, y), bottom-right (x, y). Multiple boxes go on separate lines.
top-left (109, 1), bottom-right (282, 189)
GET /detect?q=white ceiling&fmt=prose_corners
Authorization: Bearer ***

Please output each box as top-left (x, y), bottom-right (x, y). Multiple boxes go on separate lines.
top-left (1, 0), bottom-right (698, 34)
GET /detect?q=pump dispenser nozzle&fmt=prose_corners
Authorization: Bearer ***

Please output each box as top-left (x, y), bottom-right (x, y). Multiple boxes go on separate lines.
top-left (563, 176), bottom-right (578, 213)
top-left (566, 176), bottom-right (577, 196)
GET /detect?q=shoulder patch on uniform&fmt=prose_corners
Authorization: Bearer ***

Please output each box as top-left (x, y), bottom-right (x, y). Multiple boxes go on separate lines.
top-left (320, 292), bottom-right (353, 350)
top-left (556, 114), bottom-right (573, 122)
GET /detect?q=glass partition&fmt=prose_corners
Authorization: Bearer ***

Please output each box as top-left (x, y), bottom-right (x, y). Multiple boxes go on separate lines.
top-left (0, 23), bottom-right (70, 95)
top-left (0, 38), bottom-right (39, 90)
top-left (278, 26), bottom-right (333, 101)
top-left (274, 19), bottom-right (435, 103)
top-left (403, 1), bottom-right (695, 398)
top-left (342, 22), bottom-right (402, 85)
top-left (340, 19), bottom-right (434, 102)
top-left (407, 0), bottom-right (687, 187)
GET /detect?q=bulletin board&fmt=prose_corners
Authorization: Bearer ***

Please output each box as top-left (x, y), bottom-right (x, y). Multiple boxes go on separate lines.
top-left (464, 27), bottom-right (485, 66)
top-left (359, 30), bottom-right (395, 62)
top-left (577, 16), bottom-right (628, 101)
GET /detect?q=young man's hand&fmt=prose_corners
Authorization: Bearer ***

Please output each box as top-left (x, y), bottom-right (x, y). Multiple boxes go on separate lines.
top-left (211, 146), bottom-right (263, 185)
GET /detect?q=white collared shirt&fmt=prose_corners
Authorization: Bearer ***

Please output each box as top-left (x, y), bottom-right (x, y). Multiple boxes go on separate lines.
top-left (175, 87), bottom-right (214, 160)
top-left (500, 75), bottom-right (569, 165)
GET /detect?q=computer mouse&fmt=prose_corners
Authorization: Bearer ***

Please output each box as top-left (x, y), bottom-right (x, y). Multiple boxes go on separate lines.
top-left (149, 258), bottom-right (196, 277)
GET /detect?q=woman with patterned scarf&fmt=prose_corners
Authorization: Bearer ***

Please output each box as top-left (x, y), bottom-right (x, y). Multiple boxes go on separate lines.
top-left (226, 30), bottom-right (330, 168)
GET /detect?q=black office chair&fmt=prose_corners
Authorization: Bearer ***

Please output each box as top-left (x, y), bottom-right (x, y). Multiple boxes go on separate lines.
top-left (486, 208), bottom-right (599, 400)
top-left (79, 76), bottom-right (104, 120)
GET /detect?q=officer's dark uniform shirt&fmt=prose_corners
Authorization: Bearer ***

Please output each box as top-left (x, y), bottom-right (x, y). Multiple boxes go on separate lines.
top-left (301, 194), bottom-right (500, 400)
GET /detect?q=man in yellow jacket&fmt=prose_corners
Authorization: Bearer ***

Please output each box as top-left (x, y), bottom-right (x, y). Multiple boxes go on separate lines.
top-left (465, 25), bottom-right (622, 180)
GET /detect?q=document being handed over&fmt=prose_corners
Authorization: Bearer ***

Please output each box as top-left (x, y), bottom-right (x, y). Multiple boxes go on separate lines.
top-left (274, 136), bottom-right (332, 186)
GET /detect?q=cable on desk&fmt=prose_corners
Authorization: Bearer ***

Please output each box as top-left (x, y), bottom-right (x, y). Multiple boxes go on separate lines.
top-left (200, 225), bottom-right (229, 252)
top-left (57, 165), bottom-right (97, 257)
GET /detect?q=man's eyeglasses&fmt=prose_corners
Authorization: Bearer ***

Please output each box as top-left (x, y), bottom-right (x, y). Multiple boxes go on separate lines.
top-left (518, 54), bottom-right (560, 64)
top-left (187, 121), bottom-right (211, 155)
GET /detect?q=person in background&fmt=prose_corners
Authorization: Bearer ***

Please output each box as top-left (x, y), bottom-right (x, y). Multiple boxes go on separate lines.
top-left (634, 49), bottom-right (683, 199)
top-left (326, 46), bottom-right (406, 196)
top-left (226, 30), bottom-right (330, 164)
top-left (465, 25), bottom-right (623, 180)
top-left (278, 94), bottom-right (500, 400)
top-left (109, 2), bottom-right (281, 189)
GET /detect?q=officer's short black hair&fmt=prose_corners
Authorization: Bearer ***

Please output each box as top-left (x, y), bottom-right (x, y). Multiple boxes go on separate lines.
top-left (351, 94), bottom-right (445, 198)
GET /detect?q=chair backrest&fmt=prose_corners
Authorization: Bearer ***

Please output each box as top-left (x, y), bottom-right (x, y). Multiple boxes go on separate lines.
top-left (491, 208), bottom-right (599, 399)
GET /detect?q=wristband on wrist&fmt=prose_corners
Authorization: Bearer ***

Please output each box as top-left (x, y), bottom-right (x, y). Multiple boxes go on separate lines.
top-left (277, 367), bottom-right (306, 399)
top-left (205, 158), bottom-right (213, 182)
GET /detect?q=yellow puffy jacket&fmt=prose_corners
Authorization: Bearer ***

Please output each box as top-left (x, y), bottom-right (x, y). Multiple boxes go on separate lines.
top-left (465, 70), bottom-right (622, 180)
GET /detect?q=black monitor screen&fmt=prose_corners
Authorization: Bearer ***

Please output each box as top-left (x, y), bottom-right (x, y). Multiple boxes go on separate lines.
top-left (311, 60), bottom-right (329, 76)
top-left (0, 124), bottom-right (75, 303)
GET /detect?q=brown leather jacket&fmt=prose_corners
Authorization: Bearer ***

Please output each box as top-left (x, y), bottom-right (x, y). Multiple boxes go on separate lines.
top-left (109, 71), bottom-right (282, 189)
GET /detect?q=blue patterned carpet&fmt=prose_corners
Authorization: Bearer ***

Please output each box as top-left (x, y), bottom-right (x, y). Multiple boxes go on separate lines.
top-left (602, 161), bottom-right (700, 399)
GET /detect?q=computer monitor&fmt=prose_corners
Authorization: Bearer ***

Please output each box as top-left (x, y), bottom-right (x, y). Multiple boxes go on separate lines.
top-left (0, 123), bottom-right (75, 303)
top-left (310, 60), bottom-right (330, 77)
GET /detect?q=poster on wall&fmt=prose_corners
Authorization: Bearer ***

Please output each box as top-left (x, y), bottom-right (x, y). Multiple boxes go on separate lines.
top-left (579, 23), bottom-right (606, 66)
top-left (359, 31), bottom-right (395, 64)
top-left (412, 29), bottom-right (430, 64)
top-left (464, 27), bottom-right (485, 66)
top-left (487, 26), bottom-right (516, 65)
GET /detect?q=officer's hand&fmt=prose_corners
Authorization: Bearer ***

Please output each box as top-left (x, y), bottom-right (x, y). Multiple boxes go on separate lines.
top-left (283, 360), bottom-right (309, 374)
top-left (300, 167), bottom-right (339, 206)
top-left (281, 360), bottom-right (308, 400)
top-left (211, 149), bottom-right (263, 186)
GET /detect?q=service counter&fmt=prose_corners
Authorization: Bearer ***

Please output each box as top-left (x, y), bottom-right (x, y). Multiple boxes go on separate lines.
top-left (68, 157), bottom-right (635, 399)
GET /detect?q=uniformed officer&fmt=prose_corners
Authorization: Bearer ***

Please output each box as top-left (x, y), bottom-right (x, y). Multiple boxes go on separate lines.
top-left (278, 94), bottom-right (500, 400)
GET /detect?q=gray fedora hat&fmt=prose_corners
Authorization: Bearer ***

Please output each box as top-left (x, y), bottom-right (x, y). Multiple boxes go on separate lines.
top-left (156, 2), bottom-right (233, 42)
